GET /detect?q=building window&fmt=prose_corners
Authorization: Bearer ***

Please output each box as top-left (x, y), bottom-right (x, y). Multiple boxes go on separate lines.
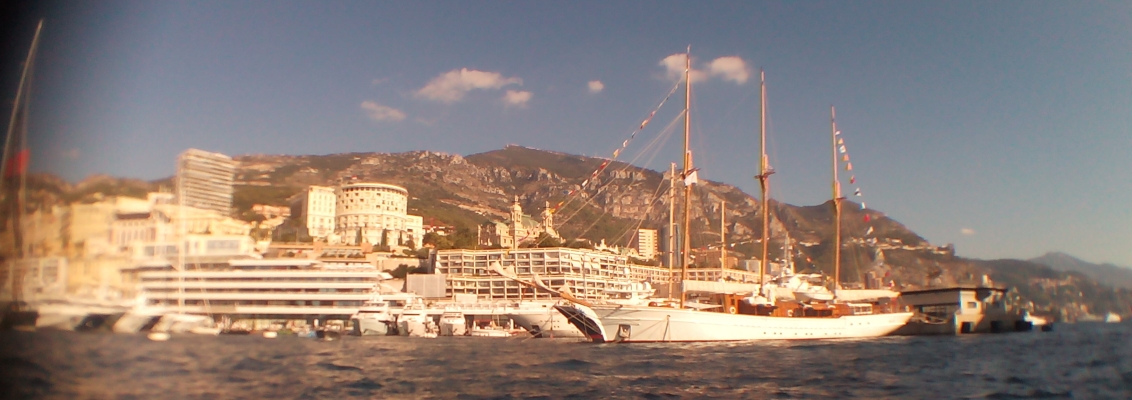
top-left (966, 301), bottom-right (978, 309)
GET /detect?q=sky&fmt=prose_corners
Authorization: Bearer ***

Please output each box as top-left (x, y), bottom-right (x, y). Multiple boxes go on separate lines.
top-left (3, 1), bottom-right (1130, 266)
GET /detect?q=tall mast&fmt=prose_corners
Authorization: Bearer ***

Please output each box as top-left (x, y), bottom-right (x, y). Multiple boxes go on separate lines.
top-left (830, 106), bottom-right (842, 294)
top-left (755, 70), bottom-right (772, 292)
top-left (679, 48), bottom-right (692, 308)
top-left (2, 20), bottom-right (43, 262)
top-left (720, 201), bottom-right (726, 268)
top-left (667, 162), bottom-right (675, 273)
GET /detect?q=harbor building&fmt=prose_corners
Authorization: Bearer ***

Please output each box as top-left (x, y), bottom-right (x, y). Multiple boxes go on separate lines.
top-left (288, 185), bottom-right (337, 239)
top-left (632, 228), bottom-right (659, 260)
top-left (175, 149), bottom-right (236, 216)
top-left (333, 182), bottom-right (423, 248)
top-left (478, 197), bottom-right (559, 249)
top-left (435, 247), bottom-right (647, 301)
top-left (894, 286), bottom-right (1034, 335)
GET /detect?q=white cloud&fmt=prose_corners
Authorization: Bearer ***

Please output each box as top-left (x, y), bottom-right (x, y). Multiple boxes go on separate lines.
top-left (415, 68), bottom-right (523, 103)
top-left (659, 53), bottom-right (706, 83)
top-left (503, 90), bottom-right (532, 107)
top-left (588, 80), bottom-right (604, 93)
top-left (708, 56), bottom-right (750, 84)
top-left (360, 101), bottom-right (406, 122)
top-left (961, 228), bottom-right (976, 236)
top-left (658, 54), bottom-right (749, 85)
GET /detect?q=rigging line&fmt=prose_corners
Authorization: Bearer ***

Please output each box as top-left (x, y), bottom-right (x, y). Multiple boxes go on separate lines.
top-left (587, 112), bottom-right (681, 200)
top-left (551, 111), bottom-right (674, 232)
top-left (551, 80), bottom-right (682, 214)
top-left (608, 172), bottom-right (671, 247)
top-left (550, 87), bottom-right (684, 225)
top-left (551, 113), bottom-right (679, 224)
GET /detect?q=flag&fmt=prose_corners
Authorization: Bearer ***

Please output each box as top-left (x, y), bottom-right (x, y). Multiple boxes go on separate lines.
top-left (843, 155), bottom-right (849, 162)
top-left (864, 214), bottom-right (871, 222)
top-left (861, 202), bottom-right (866, 209)
top-left (612, 149), bottom-right (620, 158)
top-left (683, 168), bottom-right (700, 186)
top-left (837, 138), bottom-right (843, 145)
top-left (839, 145), bottom-right (847, 154)
top-left (835, 130), bottom-right (841, 136)
top-left (850, 176), bottom-right (856, 184)
top-left (854, 188), bottom-right (862, 196)
top-left (3, 149), bottom-right (29, 178)
top-left (865, 226), bottom-right (874, 235)
top-left (846, 162), bottom-right (853, 171)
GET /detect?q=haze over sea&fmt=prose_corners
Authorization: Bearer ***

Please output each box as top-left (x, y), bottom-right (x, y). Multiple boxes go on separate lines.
top-left (2, 324), bottom-right (1129, 399)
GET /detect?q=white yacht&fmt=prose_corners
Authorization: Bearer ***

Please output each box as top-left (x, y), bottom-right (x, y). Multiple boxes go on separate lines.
top-left (438, 310), bottom-right (468, 336)
top-left (127, 258), bottom-right (388, 326)
top-left (397, 302), bottom-right (437, 338)
top-left (349, 295), bottom-right (399, 336)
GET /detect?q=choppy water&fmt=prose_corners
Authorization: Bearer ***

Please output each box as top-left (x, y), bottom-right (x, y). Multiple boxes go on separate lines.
top-left (2, 323), bottom-right (1131, 399)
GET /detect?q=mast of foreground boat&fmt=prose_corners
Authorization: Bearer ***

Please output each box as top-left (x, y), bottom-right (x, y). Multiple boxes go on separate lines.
top-left (2, 20), bottom-right (43, 305)
top-left (668, 162), bottom-right (675, 274)
top-left (1, 20), bottom-right (42, 260)
top-left (679, 48), bottom-right (692, 308)
top-left (755, 70), bottom-right (772, 292)
top-left (830, 106), bottom-right (842, 294)
top-left (720, 201), bottom-right (725, 268)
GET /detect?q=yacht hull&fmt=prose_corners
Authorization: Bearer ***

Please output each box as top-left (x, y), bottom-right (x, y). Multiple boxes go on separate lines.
top-left (555, 304), bottom-right (913, 343)
top-left (507, 310), bottom-right (585, 338)
top-left (351, 318), bottom-right (394, 336)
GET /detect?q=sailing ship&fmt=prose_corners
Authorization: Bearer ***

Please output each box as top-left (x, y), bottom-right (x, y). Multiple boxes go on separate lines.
top-left (553, 51), bottom-right (913, 342)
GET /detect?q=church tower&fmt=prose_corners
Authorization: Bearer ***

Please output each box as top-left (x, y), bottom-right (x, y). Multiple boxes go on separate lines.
top-left (541, 201), bottom-right (558, 238)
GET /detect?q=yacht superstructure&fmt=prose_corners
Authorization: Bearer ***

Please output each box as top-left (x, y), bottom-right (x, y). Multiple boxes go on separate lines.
top-left (132, 258), bottom-right (386, 321)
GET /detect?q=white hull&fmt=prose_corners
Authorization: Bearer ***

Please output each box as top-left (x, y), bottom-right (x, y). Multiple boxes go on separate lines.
top-left (556, 304), bottom-right (913, 342)
top-left (439, 320), bottom-right (467, 336)
top-left (112, 310), bottom-right (165, 333)
top-left (507, 310), bottom-right (585, 338)
top-left (351, 318), bottom-right (394, 336)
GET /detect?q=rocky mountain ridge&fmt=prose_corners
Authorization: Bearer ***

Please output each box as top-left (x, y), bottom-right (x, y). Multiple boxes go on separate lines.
top-left (11, 146), bottom-right (1132, 320)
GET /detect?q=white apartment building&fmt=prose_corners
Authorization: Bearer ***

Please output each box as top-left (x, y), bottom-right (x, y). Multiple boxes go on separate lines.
top-left (289, 185), bottom-right (337, 239)
top-left (635, 228), bottom-right (659, 260)
top-left (176, 149), bottom-right (236, 216)
top-left (333, 183), bottom-right (423, 248)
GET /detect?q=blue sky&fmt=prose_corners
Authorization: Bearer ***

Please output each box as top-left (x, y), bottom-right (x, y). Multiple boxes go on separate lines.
top-left (5, 1), bottom-right (1131, 266)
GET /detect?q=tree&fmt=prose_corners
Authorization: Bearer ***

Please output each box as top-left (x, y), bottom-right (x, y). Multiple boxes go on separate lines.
top-left (534, 232), bottom-right (563, 248)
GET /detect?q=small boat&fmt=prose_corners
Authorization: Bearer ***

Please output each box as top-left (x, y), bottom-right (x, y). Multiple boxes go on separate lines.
top-left (147, 332), bottom-right (171, 342)
top-left (262, 331), bottom-right (278, 339)
top-left (1105, 312), bottom-right (1122, 323)
top-left (315, 329), bottom-right (342, 341)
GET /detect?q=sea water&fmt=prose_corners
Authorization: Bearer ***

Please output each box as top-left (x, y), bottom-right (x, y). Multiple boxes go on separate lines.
top-left (1, 323), bottom-right (1130, 399)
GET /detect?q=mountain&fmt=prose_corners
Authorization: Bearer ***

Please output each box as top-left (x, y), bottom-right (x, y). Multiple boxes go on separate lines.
top-left (977, 258), bottom-right (1132, 320)
top-left (1030, 252), bottom-right (1132, 290)
top-left (230, 146), bottom-right (967, 281)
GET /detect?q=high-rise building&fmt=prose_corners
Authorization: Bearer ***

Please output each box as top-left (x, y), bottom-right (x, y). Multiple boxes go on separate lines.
top-left (635, 228), bottom-right (659, 260)
top-left (289, 186), bottom-right (337, 239)
top-left (175, 149), bottom-right (235, 216)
